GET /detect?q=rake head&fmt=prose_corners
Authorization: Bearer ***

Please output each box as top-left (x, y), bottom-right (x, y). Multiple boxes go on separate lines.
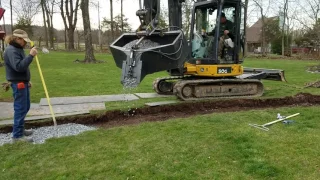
top-left (249, 124), bottom-right (270, 131)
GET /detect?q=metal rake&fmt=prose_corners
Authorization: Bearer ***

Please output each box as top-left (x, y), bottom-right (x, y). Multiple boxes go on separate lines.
top-left (249, 113), bottom-right (300, 131)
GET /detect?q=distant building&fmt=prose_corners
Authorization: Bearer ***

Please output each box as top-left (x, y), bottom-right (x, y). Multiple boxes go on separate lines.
top-left (246, 16), bottom-right (278, 53)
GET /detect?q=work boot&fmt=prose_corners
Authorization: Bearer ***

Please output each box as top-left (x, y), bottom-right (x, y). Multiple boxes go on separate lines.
top-left (12, 136), bottom-right (34, 143)
top-left (24, 129), bottom-right (34, 136)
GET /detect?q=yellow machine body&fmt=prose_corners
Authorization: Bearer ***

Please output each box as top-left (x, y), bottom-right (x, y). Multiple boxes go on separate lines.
top-left (184, 63), bottom-right (243, 77)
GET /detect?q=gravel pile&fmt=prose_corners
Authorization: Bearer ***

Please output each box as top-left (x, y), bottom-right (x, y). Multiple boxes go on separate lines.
top-left (122, 77), bottom-right (138, 89)
top-left (123, 39), bottom-right (160, 50)
top-left (0, 123), bottom-right (96, 146)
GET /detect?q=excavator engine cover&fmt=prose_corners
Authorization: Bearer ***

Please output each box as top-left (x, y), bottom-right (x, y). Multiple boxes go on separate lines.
top-left (110, 30), bottom-right (188, 87)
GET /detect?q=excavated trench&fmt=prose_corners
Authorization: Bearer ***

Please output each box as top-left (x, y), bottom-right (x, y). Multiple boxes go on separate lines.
top-left (1, 93), bottom-right (320, 133)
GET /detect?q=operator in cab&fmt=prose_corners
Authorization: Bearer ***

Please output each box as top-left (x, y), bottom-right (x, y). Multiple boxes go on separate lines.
top-left (207, 12), bottom-right (235, 58)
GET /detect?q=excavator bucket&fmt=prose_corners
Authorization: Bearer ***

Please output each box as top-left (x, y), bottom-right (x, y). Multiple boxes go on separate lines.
top-left (110, 30), bottom-right (188, 87)
top-left (239, 68), bottom-right (287, 82)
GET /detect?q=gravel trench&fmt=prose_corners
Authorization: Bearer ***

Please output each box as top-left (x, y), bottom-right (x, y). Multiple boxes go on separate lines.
top-left (0, 123), bottom-right (96, 146)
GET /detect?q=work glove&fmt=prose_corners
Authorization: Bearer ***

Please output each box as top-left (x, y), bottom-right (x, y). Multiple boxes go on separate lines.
top-left (30, 47), bottom-right (38, 57)
top-left (1, 82), bottom-right (11, 92)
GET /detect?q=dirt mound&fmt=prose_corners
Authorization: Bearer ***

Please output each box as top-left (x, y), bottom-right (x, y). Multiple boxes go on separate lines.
top-left (1, 93), bottom-right (320, 133)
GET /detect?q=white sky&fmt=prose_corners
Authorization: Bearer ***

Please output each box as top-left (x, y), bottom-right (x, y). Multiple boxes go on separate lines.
top-left (0, 0), bottom-right (158, 31)
top-left (0, 0), bottom-right (310, 32)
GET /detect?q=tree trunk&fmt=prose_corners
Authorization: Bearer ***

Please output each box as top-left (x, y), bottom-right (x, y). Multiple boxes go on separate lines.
top-left (49, 1), bottom-right (55, 49)
top-left (121, 0), bottom-right (123, 32)
top-left (10, 0), bottom-right (13, 33)
top-left (182, 0), bottom-right (192, 38)
top-left (98, 1), bottom-right (102, 51)
top-left (77, 30), bottom-right (80, 51)
top-left (260, 10), bottom-right (266, 56)
top-left (44, 2), bottom-right (54, 49)
top-left (46, 18), bottom-right (53, 49)
top-left (282, 0), bottom-right (288, 56)
top-left (49, 16), bottom-right (54, 49)
top-left (60, 0), bottom-right (79, 51)
top-left (41, 0), bottom-right (49, 47)
top-left (81, 0), bottom-right (96, 62)
top-left (110, 0), bottom-right (114, 41)
top-left (64, 28), bottom-right (67, 49)
top-left (67, 28), bottom-right (75, 50)
top-left (244, 0), bottom-right (249, 56)
top-left (253, 0), bottom-right (268, 56)
top-left (286, 16), bottom-right (291, 56)
top-left (38, 36), bottom-right (42, 47)
top-left (281, 27), bottom-right (285, 56)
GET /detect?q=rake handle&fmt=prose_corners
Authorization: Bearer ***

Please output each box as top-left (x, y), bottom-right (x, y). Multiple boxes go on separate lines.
top-left (263, 113), bottom-right (300, 126)
top-left (30, 41), bottom-right (57, 127)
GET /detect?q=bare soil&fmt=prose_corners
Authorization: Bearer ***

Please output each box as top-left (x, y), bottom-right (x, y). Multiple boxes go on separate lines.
top-left (1, 93), bottom-right (320, 133)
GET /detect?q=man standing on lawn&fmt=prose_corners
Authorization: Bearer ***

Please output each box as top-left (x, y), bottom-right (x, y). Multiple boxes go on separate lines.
top-left (4, 29), bottom-right (38, 143)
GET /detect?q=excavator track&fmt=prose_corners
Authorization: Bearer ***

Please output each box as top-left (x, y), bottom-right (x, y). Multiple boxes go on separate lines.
top-left (173, 79), bottom-right (264, 101)
top-left (153, 76), bottom-right (184, 95)
top-left (153, 77), bottom-right (264, 100)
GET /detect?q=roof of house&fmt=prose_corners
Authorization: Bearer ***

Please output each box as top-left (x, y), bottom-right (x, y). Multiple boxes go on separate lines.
top-left (247, 16), bottom-right (278, 43)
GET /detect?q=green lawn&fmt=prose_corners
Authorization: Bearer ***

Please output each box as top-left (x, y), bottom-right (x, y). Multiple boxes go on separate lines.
top-left (1, 52), bottom-right (320, 179)
top-left (0, 51), bottom-right (319, 103)
top-left (1, 106), bottom-right (319, 179)
top-left (0, 51), bottom-right (167, 102)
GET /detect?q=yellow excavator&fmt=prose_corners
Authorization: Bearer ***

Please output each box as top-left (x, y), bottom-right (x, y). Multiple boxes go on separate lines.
top-left (110, 0), bottom-right (286, 101)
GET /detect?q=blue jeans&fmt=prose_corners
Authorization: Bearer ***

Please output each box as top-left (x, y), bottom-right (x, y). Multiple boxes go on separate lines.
top-left (11, 82), bottom-right (30, 138)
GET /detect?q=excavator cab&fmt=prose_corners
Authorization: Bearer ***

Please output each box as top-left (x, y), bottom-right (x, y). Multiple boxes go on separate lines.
top-left (190, 1), bottom-right (244, 64)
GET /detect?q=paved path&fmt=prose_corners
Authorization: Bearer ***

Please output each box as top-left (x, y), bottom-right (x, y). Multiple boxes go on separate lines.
top-left (0, 103), bottom-right (39, 120)
top-left (134, 93), bottom-right (173, 99)
top-left (0, 111), bottom-right (90, 126)
top-left (39, 94), bottom-right (139, 106)
top-left (0, 93), bottom-right (174, 121)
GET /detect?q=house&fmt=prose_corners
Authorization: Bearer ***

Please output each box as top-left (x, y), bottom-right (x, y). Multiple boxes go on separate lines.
top-left (246, 16), bottom-right (278, 53)
top-left (0, 7), bottom-right (6, 40)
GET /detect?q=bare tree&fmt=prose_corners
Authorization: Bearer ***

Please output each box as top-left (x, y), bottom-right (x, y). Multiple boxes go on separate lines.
top-left (43, 0), bottom-right (59, 49)
top-left (11, 0), bottom-right (40, 36)
top-left (281, 0), bottom-right (289, 56)
top-left (76, 29), bottom-right (84, 51)
top-left (60, 0), bottom-right (80, 51)
top-left (10, 0), bottom-right (12, 33)
top-left (80, 0), bottom-right (96, 63)
top-left (182, 0), bottom-right (193, 38)
top-left (13, 0), bottom-right (40, 21)
top-left (293, 0), bottom-right (320, 55)
top-left (300, 0), bottom-right (320, 25)
top-left (252, 0), bottom-right (272, 56)
top-left (110, 0), bottom-right (114, 41)
top-left (41, 0), bottom-right (49, 47)
top-left (119, 0), bottom-right (123, 32)
top-left (244, 0), bottom-right (249, 56)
